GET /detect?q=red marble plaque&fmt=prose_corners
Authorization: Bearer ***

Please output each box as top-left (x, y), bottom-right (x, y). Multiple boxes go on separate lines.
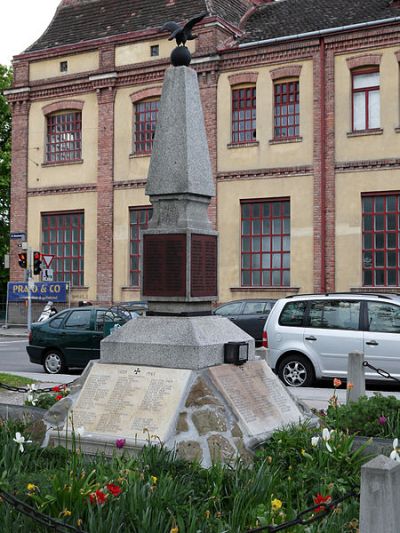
top-left (191, 234), bottom-right (217, 297)
top-left (143, 234), bottom-right (186, 297)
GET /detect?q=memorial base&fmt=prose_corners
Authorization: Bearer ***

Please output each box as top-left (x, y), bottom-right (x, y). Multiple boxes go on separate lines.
top-left (46, 360), bottom-right (307, 467)
top-left (100, 315), bottom-right (256, 370)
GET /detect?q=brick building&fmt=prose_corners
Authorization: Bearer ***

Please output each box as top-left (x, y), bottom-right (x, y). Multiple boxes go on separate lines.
top-left (5, 0), bottom-right (400, 311)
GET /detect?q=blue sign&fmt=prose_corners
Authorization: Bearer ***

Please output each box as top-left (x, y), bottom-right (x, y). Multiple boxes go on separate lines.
top-left (7, 282), bottom-right (68, 303)
top-left (10, 232), bottom-right (26, 240)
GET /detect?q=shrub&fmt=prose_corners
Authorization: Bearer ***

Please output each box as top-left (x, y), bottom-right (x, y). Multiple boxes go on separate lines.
top-left (323, 393), bottom-right (400, 438)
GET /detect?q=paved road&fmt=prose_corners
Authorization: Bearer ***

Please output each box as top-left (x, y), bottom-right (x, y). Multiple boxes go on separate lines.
top-left (1, 337), bottom-right (400, 408)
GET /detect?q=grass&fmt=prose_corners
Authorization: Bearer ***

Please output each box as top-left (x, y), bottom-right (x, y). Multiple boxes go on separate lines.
top-left (0, 373), bottom-right (38, 388)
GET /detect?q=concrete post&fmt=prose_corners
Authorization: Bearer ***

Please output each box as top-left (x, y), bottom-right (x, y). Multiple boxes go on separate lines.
top-left (347, 351), bottom-right (365, 403)
top-left (360, 455), bottom-right (400, 533)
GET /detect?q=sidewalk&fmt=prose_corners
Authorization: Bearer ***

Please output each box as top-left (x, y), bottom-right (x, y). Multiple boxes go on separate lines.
top-left (0, 325), bottom-right (28, 337)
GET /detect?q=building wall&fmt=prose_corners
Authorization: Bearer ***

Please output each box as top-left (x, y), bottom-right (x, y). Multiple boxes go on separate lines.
top-left (29, 51), bottom-right (99, 81)
top-left (27, 192), bottom-right (98, 301)
top-left (217, 174), bottom-right (314, 302)
top-left (113, 187), bottom-right (151, 302)
top-left (335, 169), bottom-right (400, 292)
top-left (115, 38), bottom-right (195, 67)
top-left (335, 45), bottom-right (400, 161)
top-left (7, 14), bottom-right (400, 312)
top-left (217, 61), bottom-right (314, 173)
top-left (28, 93), bottom-right (98, 188)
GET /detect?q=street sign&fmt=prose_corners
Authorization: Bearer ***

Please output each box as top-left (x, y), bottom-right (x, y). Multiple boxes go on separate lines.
top-left (42, 269), bottom-right (54, 281)
top-left (41, 254), bottom-right (55, 268)
top-left (10, 232), bottom-right (26, 240)
top-left (7, 281), bottom-right (68, 302)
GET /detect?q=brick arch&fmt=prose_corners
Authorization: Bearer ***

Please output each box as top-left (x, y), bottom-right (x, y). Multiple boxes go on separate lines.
top-left (228, 72), bottom-right (258, 86)
top-left (42, 100), bottom-right (84, 115)
top-left (130, 87), bottom-right (162, 103)
top-left (270, 65), bottom-right (302, 80)
top-left (346, 54), bottom-right (382, 70)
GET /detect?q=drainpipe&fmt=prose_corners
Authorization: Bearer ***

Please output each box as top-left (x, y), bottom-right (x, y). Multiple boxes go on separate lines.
top-left (319, 38), bottom-right (326, 293)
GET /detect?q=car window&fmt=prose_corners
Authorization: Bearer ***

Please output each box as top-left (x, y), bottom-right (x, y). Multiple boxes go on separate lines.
top-left (367, 302), bottom-right (400, 333)
top-left (64, 310), bottom-right (91, 330)
top-left (95, 310), bottom-right (107, 331)
top-left (49, 316), bottom-right (64, 329)
top-left (243, 302), bottom-right (265, 315)
top-left (309, 300), bottom-right (360, 330)
top-left (215, 302), bottom-right (242, 316)
top-left (279, 301), bottom-right (307, 327)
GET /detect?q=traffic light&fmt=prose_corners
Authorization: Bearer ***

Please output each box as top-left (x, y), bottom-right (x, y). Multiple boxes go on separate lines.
top-left (18, 252), bottom-right (27, 269)
top-left (33, 251), bottom-right (42, 275)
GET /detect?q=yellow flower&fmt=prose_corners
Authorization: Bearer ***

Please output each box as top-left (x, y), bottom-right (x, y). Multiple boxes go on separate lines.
top-left (301, 449), bottom-right (305, 456)
top-left (26, 483), bottom-right (38, 492)
top-left (205, 510), bottom-right (210, 519)
top-left (170, 527), bottom-right (179, 533)
top-left (60, 509), bottom-right (72, 517)
top-left (267, 456), bottom-right (272, 464)
top-left (271, 498), bottom-right (283, 511)
top-left (150, 475), bottom-right (158, 485)
top-left (77, 518), bottom-right (83, 527)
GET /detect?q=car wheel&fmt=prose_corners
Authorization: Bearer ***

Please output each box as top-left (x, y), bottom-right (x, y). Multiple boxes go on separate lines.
top-left (43, 350), bottom-right (66, 375)
top-left (278, 354), bottom-right (314, 387)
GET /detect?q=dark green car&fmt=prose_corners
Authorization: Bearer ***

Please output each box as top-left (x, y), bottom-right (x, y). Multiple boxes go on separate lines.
top-left (26, 306), bottom-right (132, 374)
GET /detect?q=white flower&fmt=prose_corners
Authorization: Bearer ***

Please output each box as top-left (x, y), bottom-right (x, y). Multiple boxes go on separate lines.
top-left (322, 428), bottom-right (333, 452)
top-left (26, 393), bottom-right (38, 406)
top-left (13, 432), bottom-right (32, 453)
top-left (75, 427), bottom-right (85, 436)
top-left (27, 383), bottom-right (38, 392)
top-left (390, 438), bottom-right (400, 462)
top-left (311, 436), bottom-right (320, 447)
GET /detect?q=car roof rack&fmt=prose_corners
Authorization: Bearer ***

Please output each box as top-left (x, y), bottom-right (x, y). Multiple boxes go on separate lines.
top-left (284, 292), bottom-right (400, 300)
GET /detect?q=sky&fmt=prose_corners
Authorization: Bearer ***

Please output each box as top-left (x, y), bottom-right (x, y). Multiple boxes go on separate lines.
top-left (2, 0), bottom-right (60, 65)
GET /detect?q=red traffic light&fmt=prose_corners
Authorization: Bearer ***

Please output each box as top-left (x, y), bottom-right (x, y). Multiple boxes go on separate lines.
top-left (33, 251), bottom-right (42, 275)
top-left (18, 252), bottom-right (27, 269)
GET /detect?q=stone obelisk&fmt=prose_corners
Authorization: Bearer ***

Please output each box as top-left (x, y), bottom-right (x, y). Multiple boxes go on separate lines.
top-left (142, 65), bottom-right (217, 316)
top-left (100, 54), bottom-right (255, 369)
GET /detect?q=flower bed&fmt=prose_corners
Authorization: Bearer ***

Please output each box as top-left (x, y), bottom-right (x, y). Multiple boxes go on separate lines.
top-left (0, 417), bottom-right (367, 533)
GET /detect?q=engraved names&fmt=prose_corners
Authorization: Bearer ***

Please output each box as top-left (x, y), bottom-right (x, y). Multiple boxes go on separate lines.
top-left (72, 364), bottom-right (192, 441)
top-left (209, 360), bottom-right (303, 436)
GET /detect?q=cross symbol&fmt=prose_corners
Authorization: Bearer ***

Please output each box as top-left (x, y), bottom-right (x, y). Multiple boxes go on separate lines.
top-left (134, 368), bottom-right (141, 375)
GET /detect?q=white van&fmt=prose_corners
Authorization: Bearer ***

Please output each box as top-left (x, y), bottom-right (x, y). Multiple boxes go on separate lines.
top-left (263, 293), bottom-right (400, 386)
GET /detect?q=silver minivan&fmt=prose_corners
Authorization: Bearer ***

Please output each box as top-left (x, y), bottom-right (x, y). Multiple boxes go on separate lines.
top-left (263, 293), bottom-right (400, 386)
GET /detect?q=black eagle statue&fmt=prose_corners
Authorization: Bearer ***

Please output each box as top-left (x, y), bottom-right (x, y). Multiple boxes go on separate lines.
top-left (162, 12), bottom-right (208, 46)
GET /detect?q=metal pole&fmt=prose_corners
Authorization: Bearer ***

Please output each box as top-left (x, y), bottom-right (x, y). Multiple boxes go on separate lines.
top-left (27, 246), bottom-right (33, 332)
top-left (4, 282), bottom-right (9, 328)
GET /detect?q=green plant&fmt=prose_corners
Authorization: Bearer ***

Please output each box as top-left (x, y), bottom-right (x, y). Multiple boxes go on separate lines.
top-left (0, 418), bottom-right (368, 532)
top-left (24, 384), bottom-right (70, 409)
top-left (323, 393), bottom-right (400, 438)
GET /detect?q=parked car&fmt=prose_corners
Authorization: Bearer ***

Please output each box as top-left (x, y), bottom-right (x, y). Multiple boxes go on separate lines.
top-left (213, 299), bottom-right (276, 343)
top-left (263, 292), bottom-right (400, 387)
top-left (26, 306), bottom-right (132, 374)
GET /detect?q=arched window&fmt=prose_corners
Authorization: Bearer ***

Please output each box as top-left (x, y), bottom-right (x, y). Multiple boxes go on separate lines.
top-left (130, 88), bottom-right (162, 155)
top-left (352, 68), bottom-right (380, 131)
top-left (42, 101), bottom-right (84, 163)
top-left (134, 99), bottom-right (160, 154)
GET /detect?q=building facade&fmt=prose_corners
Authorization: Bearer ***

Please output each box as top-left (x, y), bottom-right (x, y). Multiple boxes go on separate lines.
top-left (6, 0), bottom-right (400, 311)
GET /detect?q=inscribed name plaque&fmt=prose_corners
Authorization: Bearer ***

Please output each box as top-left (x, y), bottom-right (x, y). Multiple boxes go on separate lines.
top-left (191, 234), bottom-right (217, 297)
top-left (143, 234), bottom-right (186, 297)
top-left (209, 360), bottom-right (303, 437)
top-left (72, 363), bottom-right (192, 442)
